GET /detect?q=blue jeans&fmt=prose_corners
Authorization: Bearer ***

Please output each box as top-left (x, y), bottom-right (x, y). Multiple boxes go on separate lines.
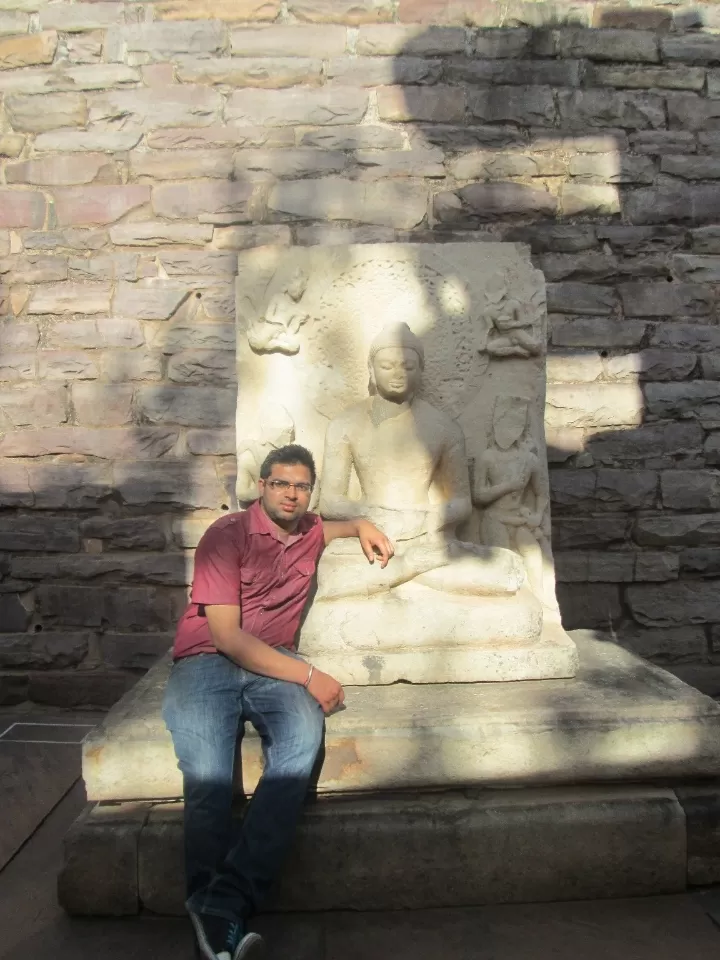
top-left (162, 651), bottom-right (324, 922)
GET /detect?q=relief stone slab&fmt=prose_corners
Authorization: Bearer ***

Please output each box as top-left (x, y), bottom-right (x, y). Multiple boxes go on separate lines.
top-left (235, 243), bottom-right (577, 683)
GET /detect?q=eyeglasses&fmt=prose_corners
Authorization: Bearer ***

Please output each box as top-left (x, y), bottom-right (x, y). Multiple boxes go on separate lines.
top-left (266, 479), bottom-right (313, 495)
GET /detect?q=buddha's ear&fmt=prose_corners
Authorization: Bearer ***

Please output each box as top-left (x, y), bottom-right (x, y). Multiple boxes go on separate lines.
top-left (367, 363), bottom-right (377, 396)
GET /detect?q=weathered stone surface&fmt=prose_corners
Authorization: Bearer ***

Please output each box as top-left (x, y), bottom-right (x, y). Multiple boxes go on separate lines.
top-left (0, 322), bottom-right (38, 350)
top-left (177, 56), bottom-right (322, 88)
top-left (13, 553), bottom-right (190, 586)
top-left (634, 553), bottom-right (681, 582)
top-left (448, 58), bottom-right (580, 87)
top-left (43, 318), bottom-right (143, 350)
top-left (110, 21), bottom-right (226, 60)
top-left (168, 350), bottom-right (235, 385)
top-left (0, 190), bottom-right (45, 228)
top-left (692, 227), bottom-right (720, 254)
top-left (0, 255), bottom-right (67, 284)
top-left (34, 129), bottom-right (142, 153)
top-left (552, 468), bottom-right (657, 511)
top-left (539, 253), bottom-right (617, 283)
top-left (508, 225), bottom-right (597, 254)
top-left (0, 351), bottom-right (35, 381)
top-left (546, 384), bottom-right (642, 429)
top-left (230, 25), bottom-right (346, 58)
top-left (555, 550), bottom-right (634, 583)
top-left (38, 350), bottom-right (99, 381)
top-left (671, 254), bottom-right (720, 285)
top-left (226, 87), bottom-right (367, 125)
top-left (0, 63), bottom-right (140, 94)
top-left (152, 181), bottom-right (256, 221)
top-left (148, 125), bottom-right (294, 150)
top-left (72, 383), bottom-right (133, 427)
top-left (0, 30), bottom-right (56, 69)
top-left (30, 670), bottom-right (134, 708)
top-left (631, 131), bottom-right (697, 155)
top-left (39, 2), bottom-right (123, 31)
top-left (110, 222), bottom-right (213, 247)
top-left (171, 515), bottom-right (217, 548)
top-left (234, 147), bottom-right (346, 179)
top-left (568, 153), bottom-right (654, 184)
top-left (37, 585), bottom-right (171, 631)
top-left (0, 633), bottom-right (89, 669)
top-left (577, 626), bottom-right (704, 664)
top-left (0, 426), bottom-right (177, 459)
top-left (546, 282), bottom-right (616, 314)
top-left (557, 583), bottom-right (622, 629)
top-left (0, 459), bottom-right (31, 506)
top-left (0, 133), bottom-right (24, 158)
top-left (130, 149), bottom-right (233, 181)
top-left (137, 385), bottom-right (235, 428)
top-left (6, 154), bottom-right (116, 187)
top-left (586, 64), bottom-right (705, 91)
top-left (114, 462), bottom-right (225, 510)
top-left (27, 282), bottom-right (111, 315)
top-left (90, 87), bottom-right (221, 129)
top-left (662, 157), bottom-right (720, 181)
top-left (268, 179), bottom-right (428, 229)
top-left (328, 55), bottom-right (441, 86)
top-left (5, 92), bottom-right (87, 132)
top-left (299, 125), bottom-right (403, 150)
top-left (450, 151), bottom-right (562, 181)
top-left (157, 321), bottom-right (235, 353)
top-left (80, 518), bottom-right (166, 552)
top-left (0, 516), bottom-right (78, 553)
top-left (705, 432), bottom-right (720, 462)
top-left (667, 94), bottom-right (720, 132)
top-left (99, 634), bottom-right (173, 671)
top-left (560, 184), bottom-right (621, 216)
top-left (605, 350), bottom-right (696, 382)
top-left (628, 582), bottom-right (720, 627)
top-left (651, 323), bottom-right (720, 352)
top-left (53, 186), bottom-right (150, 226)
top-left (469, 85), bottom-right (554, 125)
top-left (662, 34), bottom-right (720, 64)
top-left (0, 594), bottom-right (30, 632)
top-left (26, 462), bottom-right (111, 508)
top-left (211, 224), bottom-right (291, 250)
top-left (289, 0), bottom-right (391, 22)
top-left (645, 382), bottom-right (720, 422)
top-left (636, 514), bottom-right (720, 547)
top-left (0, 384), bottom-right (67, 427)
top-left (156, 252), bottom-right (237, 277)
top-left (537, 28), bottom-right (659, 62)
top-left (558, 90), bottom-right (665, 130)
top-left (676, 784), bottom-right (720, 886)
top-left (435, 183), bottom-right (556, 222)
top-left (620, 282), bottom-right (712, 317)
top-left (0, 10), bottom-right (27, 34)
top-left (186, 428), bottom-right (235, 455)
top-left (680, 548), bottom-right (720, 579)
top-left (358, 24), bottom-right (464, 55)
top-left (662, 471), bottom-right (720, 511)
top-left (113, 281), bottom-right (189, 321)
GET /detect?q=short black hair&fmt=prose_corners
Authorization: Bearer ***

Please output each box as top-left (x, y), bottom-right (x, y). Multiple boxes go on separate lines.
top-left (259, 444), bottom-right (316, 487)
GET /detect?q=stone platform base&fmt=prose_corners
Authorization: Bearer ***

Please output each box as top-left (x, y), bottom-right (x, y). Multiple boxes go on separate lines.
top-left (58, 782), bottom-right (720, 916)
top-left (83, 636), bottom-right (720, 802)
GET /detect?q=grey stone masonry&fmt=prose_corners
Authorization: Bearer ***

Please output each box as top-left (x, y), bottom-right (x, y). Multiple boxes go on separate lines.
top-left (1, 1), bottom-right (720, 704)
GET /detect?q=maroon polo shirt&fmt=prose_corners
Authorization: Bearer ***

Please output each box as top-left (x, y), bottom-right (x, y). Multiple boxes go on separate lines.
top-left (172, 500), bottom-right (324, 659)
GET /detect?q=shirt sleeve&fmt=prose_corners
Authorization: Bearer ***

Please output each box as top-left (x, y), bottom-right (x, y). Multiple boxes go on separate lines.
top-left (190, 520), bottom-right (245, 606)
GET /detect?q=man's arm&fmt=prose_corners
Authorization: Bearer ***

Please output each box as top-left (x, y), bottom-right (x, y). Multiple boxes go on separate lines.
top-left (323, 518), bottom-right (394, 568)
top-left (205, 605), bottom-right (344, 714)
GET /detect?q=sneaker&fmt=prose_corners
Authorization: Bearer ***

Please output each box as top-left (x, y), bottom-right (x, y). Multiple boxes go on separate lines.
top-left (189, 909), bottom-right (265, 960)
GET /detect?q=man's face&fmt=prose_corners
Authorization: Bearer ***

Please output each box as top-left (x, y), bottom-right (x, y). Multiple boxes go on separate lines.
top-left (371, 347), bottom-right (421, 402)
top-left (258, 462), bottom-right (313, 528)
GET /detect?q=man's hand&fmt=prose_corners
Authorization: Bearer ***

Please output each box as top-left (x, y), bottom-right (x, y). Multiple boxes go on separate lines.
top-left (356, 519), bottom-right (395, 568)
top-left (307, 667), bottom-right (345, 714)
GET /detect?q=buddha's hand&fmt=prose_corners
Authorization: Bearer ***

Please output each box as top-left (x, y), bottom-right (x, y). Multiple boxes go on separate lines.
top-left (356, 519), bottom-right (395, 569)
top-left (365, 506), bottom-right (428, 541)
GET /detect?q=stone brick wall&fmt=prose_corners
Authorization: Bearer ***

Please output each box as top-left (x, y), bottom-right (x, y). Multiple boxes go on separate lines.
top-left (2, 0), bottom-right (720, 706)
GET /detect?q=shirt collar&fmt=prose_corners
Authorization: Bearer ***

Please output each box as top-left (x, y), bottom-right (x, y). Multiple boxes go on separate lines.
top-left (246, 498), bottom-right (316, 542)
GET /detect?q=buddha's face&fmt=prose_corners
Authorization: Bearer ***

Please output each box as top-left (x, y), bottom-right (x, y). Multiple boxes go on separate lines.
top-left (371, 347), bottom-right (422, 402)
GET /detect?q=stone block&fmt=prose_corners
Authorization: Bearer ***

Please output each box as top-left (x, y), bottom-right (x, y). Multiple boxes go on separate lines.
top-left (289, 0), bottom-right (392, 22)
top-left (30, 670), bottom-right (134, 709)
top-left (0, 10), bottom-right (27, 34)
top-left (631, 131), bottom-right (697, 155)
top-left (230, 25), bottom-right (347, 58)
top-left (177, 56), bottom-right (322, 88)
top-left (0, 255), bottom-right (67, 284)
top-left (354, 148), bottom-right (444, 180)
top-left (651, 323), bottom-right (720, 352)
top-left (586, 64), bottom-right (705, 91)
top-left (38, 351), bottom-right (99, 381)
top-left (538, 28), bottom-right (659, 62)
top-left (546, 282), bottom-right (616, 314)
top-left (435, 183), bottom-right (556, 223)
top-left (551, 468), bottom-right (657, 512)
top-left (89, 87), bottom-right (221, 129)
top-left (675, 785), bottom-right (720, 885)
top-left (628, 582), bottom-right (720, 627)
top-left (449, 151), bottom-right (555, 181)
top-left (167, 350), bottom-right (235, 385)
top-left (37, 585), bottom-right (171, 631)
top-left (0, 190), bottom-right (45, 228)
top-left (662, 471), bottom-right (720, 511)
top-left (672, 254), bottom-right (720, 284)
top-left (5, 92), bottom-right (87, 133)
top-left (186, 428), bottom-right (235, 455)
top-left (67, 254), bottom-right (138, 283)
top-left (152, 181), bottom-right (257, 221)
top-left (130, 149), bottom-right (233, 180)
top-left (113, 281), bottom-right (189, 321)
top-left (114, 461), bottom-right (227, 510)
top-left (634, 553), bottom-right (681, 582)
top-left (620, 282), bottom-right (712, 317)
top-left (233, 148), bottom-right (346, 179)
top-left (27, 282), bottom-right (112, 315)
top-left (0, 384), bottom-right (68, 427)
top-left (470, 85), bottom-right (554, 125)
top-left (327, 55), bottom-right (442, 86)
top-left (636, 514), bottom-right (720, 547)
top-left (558, 90), bottom-right (665, 130)
top-left (508, 225), bottom-right (597, 254)
top-left (39, 2), bottom-right (122, 31)
top-left (692, 227), bottom-right (720, 254)
top-left (680, 548), bottom-right (720, 578)
top-left (14, 553), bottom-right (190, 587)
top-left (0, 30), bottom-right (56, 69)
top-left (110, 223), bottom-right (213, 247)
top-left (154, 0), bottom-right (279, 18)
top-left (0, 673), bottom-right (27, 706)
top-left (53, 187), bottom-right (150, 227)
top-left (377, 84), bottom-right (465, 122)
top-left (299, 125), bottom-right (403, 149)
top-left (545, 352), bottom-right (603, 382)
top-left (72, 383), bottom-right (133, 427)
top-left (158, 321), bottom-right (235, 353)
top-left (705, 432), bottom-right (720, 462)
top-left (58, 803), bottom-right (147, 916)
top-left (550, 384), bottom-right (643, 430)
top-left (451, 58), bottom-right (581, 87)
top-left (0, 133), bottom-right (24, 157)
top-left (0, 595), bottom-right (30, 632)
top-left (645, 382), bottom-right (720, 422)
top-left (26, 462), bottom-right (111, 509)
top-left (662, 157), bottom-right (720, 180)
top-left (667, 94), bottom-right (720, 132)
top-left (111, 21), bottom-right (226, 60)
top-left (268, 179), bottom-right (428, 229)
top-left (555, 551), bottom-right (634, 583)
top-left (6, 154), bottom-right (116, 187)
top-left (560, 184), bottom-right (621, 216)
top-left (148, 125), bottom-right (293, 150)
top-left (0, 516), bottom-right (78, 552)
top-left (80, 518), bottom-right (166, 551)
top-left (358, 24), bottom-right (465, 55)
top-left (0, 63), bottom-right (140, 94)
top-left (662, 34), bottom-right (720, 64)
top-left (553, 517), bottom-right (630, 550)
top-left (568, 153), bottom-right (655, 184)
top-left (0, 322), bottom-right (38, 350)
top-left (99, 635), bottom-right (173, 671)
top-left (0, 633), bottom-right (88, 669)
top-left (557, 583), bottom-right (622, 629)
top-left (0, 460), bottom-right (32, 506)
top-left (34, 130), bottom-right (142, 153)
top-left (0, 352), bottom-right (35, 381)
top-left (211, 224), bottom-right (291, 250)
top-left (137, 385), bottom-right (236, 428)
top-left (225, 87), bottom-right (367, 125)
top-left (605, 350), bottom-right (696, 382)
top-left (0, 426), bottom-right (177, 460)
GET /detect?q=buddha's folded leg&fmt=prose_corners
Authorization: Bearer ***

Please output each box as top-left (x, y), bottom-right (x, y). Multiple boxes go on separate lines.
top-left (415, 545), bottom-right (526, 596)
top-left (315, 547), bottom-right (449, 601)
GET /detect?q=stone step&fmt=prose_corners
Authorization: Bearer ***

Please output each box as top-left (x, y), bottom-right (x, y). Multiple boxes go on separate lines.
top-left (59, 782), bottom-right (713, 917)
top-left (83, 636), bottom-right (720, 802)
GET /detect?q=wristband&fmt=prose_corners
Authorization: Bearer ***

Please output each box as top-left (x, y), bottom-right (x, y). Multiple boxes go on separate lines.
top-left (304, 664), bottom-right (314, 689)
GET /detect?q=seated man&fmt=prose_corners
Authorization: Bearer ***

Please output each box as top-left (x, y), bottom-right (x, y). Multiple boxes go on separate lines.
top-left (163, 444), bottom-right (391, 960)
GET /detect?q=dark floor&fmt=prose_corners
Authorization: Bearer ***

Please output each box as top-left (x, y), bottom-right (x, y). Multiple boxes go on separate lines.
top-left (4, 706), bottom-right (720, 960)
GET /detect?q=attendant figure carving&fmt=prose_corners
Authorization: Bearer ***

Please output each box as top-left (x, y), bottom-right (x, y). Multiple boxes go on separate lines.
top-left (247, 268), bottom-right (309, 356)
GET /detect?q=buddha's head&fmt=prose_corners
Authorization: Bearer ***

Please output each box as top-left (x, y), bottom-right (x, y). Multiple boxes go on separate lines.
top-left (492, 395), bottom-right (530, 451)
top-left (286, 268), bottom-right (307, 302)
top-left (368, 323), bottom-right (424, 402)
